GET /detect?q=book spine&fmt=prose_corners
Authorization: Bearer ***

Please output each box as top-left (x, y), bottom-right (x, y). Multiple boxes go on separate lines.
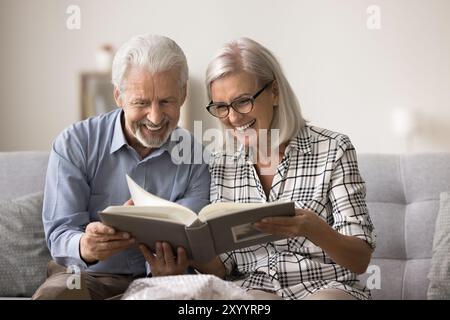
top-left (185, 223), bottom-right (217, 262)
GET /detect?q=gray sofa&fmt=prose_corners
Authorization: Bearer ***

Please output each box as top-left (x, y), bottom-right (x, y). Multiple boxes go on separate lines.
top-left (358, 153), bottom-right (450, 299)
top-left (0, 151), bottom-right (449, 299)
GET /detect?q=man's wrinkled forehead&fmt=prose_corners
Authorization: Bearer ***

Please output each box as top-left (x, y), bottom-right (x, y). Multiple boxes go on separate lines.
top-left (120, 67), bottom-right (184, 98)
top-left (120, 65), bottom-right (184, 91)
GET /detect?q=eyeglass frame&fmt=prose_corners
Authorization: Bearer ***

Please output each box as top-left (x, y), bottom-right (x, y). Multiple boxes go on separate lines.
top-left (206, 80), bottom-right (274, 118)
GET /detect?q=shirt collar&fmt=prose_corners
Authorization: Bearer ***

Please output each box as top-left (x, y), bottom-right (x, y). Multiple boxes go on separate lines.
top-left (285, 125), bottom-right (312, 155)
top-left (110, 109), bottom-right (128, 154)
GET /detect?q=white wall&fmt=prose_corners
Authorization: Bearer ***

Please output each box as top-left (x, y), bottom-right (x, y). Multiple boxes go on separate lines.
top-left (1, 0), bottom-right (449, 153)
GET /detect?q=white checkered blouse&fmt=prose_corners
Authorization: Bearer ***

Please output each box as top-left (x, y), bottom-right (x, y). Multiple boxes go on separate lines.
top-left (209, 125), bottom-right (376, 300)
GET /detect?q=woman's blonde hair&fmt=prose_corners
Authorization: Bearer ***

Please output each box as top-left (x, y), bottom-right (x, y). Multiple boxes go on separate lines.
top-left (205, 37), bottom-right (306, 145)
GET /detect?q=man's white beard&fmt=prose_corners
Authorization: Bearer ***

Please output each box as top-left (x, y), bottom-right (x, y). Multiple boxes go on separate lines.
top-left (134, 122), bottom-right (172, 148)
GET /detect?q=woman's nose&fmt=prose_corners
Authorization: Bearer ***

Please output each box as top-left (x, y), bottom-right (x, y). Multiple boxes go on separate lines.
top-left (227, 107), bottom-right (243, 124)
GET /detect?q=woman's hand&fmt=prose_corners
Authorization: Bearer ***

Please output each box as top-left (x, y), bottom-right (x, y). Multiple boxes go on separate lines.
top-left (189, 256), bottom-right (226, 279)
top-left (253, 208), bottom-right (373, 274)
top-left (252, 208), bottom-right (318, 238)
top-left (140, 242), bottom-right (189, 277)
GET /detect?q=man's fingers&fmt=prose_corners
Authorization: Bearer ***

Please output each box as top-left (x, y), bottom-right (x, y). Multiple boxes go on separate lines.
top-left (86, 222), bottom-right (115, 235)
top-left (95, 238), bottom-right (135, 251)
top-left (90, 231), bottom-right (131, 242)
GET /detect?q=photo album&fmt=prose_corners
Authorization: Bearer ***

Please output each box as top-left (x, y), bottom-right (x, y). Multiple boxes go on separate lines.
top-left (99, 175), bottom-right (295, 261)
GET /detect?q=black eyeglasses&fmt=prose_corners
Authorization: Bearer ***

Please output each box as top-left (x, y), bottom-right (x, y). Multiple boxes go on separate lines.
top-left (206, 81), bottom-right (273, 118)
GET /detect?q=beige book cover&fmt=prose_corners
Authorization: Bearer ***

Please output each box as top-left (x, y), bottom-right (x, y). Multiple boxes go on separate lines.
top-left (98, 175), bottom-right (295, 262)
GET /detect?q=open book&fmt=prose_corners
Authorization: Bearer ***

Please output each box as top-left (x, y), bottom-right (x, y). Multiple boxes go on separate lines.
top-left (98, 175), bottom-right (295, 262)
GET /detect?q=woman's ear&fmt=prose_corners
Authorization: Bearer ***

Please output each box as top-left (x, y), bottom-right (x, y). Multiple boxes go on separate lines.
top-left (114, 87), bottom-right (123, 107)
top-left (271, 80), bottom-right (279, 107)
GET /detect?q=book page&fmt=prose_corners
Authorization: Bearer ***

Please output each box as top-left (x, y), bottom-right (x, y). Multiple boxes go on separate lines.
top-left (198, 202), bottom-right (281, 221)
top-left (126, 175), bottom-right (195, 215)
top-left (102, 205), bottom-right (198, 226)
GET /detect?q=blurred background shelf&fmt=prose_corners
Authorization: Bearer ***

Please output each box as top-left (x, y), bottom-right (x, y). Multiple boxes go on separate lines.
top-left (80, 71), bottom-right (116, 119)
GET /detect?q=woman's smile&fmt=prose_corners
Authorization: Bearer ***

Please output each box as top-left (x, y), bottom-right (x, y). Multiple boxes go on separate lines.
top-left (234, 119), bottom-right (256, 132)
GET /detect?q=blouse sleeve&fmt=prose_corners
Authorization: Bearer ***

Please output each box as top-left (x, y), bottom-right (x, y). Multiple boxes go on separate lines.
top-left (327, 135), bottom-right (376, 249)
top-left (218, 252), bottom-right (238, 278)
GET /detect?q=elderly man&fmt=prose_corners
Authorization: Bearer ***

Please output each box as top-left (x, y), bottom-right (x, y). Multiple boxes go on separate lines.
top-left (33, 34), bottom-right (210, 299)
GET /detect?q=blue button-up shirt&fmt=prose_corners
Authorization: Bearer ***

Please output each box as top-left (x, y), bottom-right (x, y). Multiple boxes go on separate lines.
top-left (43, 109), bottom-right (210, 277)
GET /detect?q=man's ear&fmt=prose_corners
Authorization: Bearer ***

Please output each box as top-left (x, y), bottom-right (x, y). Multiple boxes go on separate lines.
top-left (271, 80), bottom-right (279, 107)
top-left (179, 85), bottom-right (187, 107)
top-left (114, 87), bottom-right (123, 107)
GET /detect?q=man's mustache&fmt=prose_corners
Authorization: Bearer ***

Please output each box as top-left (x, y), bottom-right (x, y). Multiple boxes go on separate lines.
top-left (136, 119), bottom-right (169, 128)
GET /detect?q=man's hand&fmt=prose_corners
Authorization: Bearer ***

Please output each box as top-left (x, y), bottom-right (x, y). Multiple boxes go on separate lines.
top-left (80, 198), bottom-right (135, 263)
top-left (140, 242), bottom-right (189, 276)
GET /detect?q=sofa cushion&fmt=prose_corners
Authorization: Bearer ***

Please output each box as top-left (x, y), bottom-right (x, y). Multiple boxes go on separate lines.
top-left (0, 192), bottom-right (51, 297)
top-left (367, 202), bottom-right (405, 259)
top-left (0, 152), bottom-right (48, 201)
top-left (427, 191), bottom-right (450, 299)
top-left (357, 154), bottom-right (450, 299)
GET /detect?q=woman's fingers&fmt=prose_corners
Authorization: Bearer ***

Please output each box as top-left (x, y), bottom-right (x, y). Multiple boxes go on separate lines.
top-left (155, 241), bottom-right (164, 261)
top-left (176, 247), bottom-right (188, 267)
top-left (294, 208), bottom-right (307, 216)
top-left (162, 242), bottom-right (176, 265)
top-left (139, 244), bottom-right (156, 265)
top-left (259, 216), bottom-right (294, 225)
top-left (255, 223), bottom-right (298, 237)
top-left (140, 242), bottom-right (187, 276)
top-left (260, 209), bottom-right (309, 225)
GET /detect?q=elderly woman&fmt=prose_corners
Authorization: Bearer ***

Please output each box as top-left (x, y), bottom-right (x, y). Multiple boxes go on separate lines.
top-left (142, 37), bottom-right (376, 300)
top-left (199, 37), bottom-right (376, 300)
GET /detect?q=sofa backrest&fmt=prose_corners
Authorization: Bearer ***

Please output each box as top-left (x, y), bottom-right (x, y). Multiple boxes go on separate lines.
top-left (0, 152), bottom-right (49, 201)
top-left (357, 153), bottom-right (450, 300)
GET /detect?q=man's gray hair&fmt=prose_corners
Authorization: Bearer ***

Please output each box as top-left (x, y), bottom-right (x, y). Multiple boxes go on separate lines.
top-left (112, 34), bottom-right (188, 92)
top-left (205, 37), bottom-right (306, 144)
